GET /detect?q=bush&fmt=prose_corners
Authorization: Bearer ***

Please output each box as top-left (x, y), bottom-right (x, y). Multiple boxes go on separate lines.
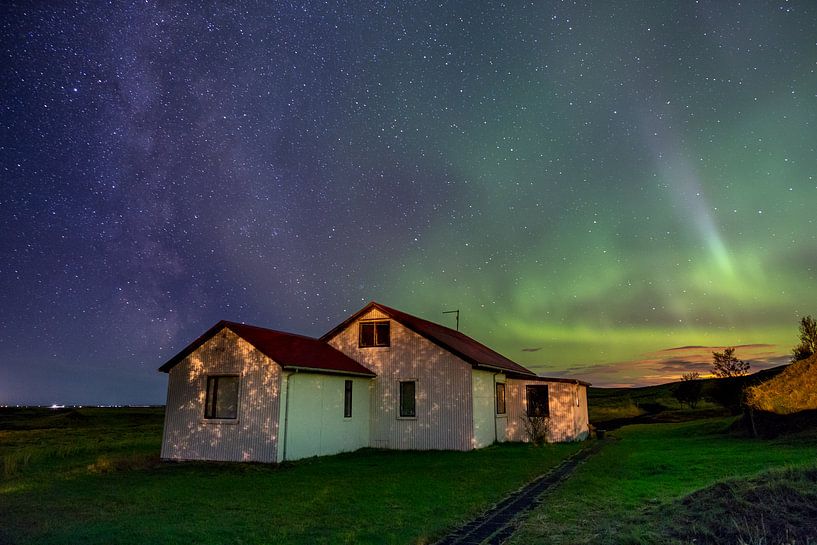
top-left (521, 414), bottom-right (551, 445)
top-left (674, 372), bottom-right (703, 409)
top-left (709, 376), bottom-right (747, 414)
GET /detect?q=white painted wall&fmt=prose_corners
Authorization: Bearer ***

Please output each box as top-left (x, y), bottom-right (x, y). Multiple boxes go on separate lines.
top-left (472, 370), bottom-right (496, 448)
top-left (278, 373), bottom-right (371, 461)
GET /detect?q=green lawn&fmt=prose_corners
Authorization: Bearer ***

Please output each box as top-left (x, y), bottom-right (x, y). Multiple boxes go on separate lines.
top-left (0, 408), bottom-right (582, 545)
top-left (508, 417), bottom-right (817, 545)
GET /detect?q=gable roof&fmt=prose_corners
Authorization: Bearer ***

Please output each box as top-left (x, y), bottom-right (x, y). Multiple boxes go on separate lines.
top-left (158, 320), bottom-right (376, 377)
top-left (321, 302), bottom-right (539, 378)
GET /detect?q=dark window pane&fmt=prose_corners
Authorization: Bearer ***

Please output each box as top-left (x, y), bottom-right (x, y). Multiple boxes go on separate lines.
top-left (360, 321), bottom-right (390, 347)
top-left (205, 377), bottom-right (217, 418)
top-left (375, 321), bottom-right (390, 346)
top-left (359, 322), bottom-right (375, 347)
top-left (205, 376), bottom-right (239, 419)
top-left (216, 376), bottom-right (239, 419)
top-left (496, 383), bottom-right (506, 415)
top-left (344, 380), bottom-right (353, 418)
top-left (526, 385), bottom-right (549, 417)
top-left (399, 381), bottom-right (416, 417)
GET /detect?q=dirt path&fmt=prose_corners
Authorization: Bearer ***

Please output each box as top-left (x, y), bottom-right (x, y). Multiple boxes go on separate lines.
top-left (432, 440), bottom-right (606, 545)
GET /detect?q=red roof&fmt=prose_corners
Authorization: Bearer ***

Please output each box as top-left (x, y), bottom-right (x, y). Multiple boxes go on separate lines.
top-left (158, 321), bottom-right (376, 377)
top-left (322, 302), bottom-right (539, 378)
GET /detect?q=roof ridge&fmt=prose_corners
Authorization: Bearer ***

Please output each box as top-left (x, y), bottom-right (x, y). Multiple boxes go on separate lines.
top-left (159, 320), bottom-right (376, 376)
top-left (222, 320), bottom-right (324, 342)
top-left (345, 302), bottom-right (537, 378)
top-left (373, 302), bottom-right (511, 355)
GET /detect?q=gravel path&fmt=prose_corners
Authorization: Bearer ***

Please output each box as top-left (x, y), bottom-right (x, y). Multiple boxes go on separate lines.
top-left (432, 440), bottom-right (606, 545)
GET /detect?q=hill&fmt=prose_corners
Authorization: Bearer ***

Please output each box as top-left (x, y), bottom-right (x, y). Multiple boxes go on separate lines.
top-left (746, 353), bottom-right (817, 414)
top-left (588, 365), bottom-right (787, 428)
top-left (604, 464), bottom-right (817, 545)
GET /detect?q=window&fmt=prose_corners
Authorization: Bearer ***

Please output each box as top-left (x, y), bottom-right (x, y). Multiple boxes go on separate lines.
top-left (204, 375), bottom-right (239, 419)
top-left (359, 320), bottom-right (390, 347)
top-left (399, 380), bottom-right (416, 417)
top-left (495, 382), bottom-right (506, 415)
top-left (344, 380), bottom-right (353, 418)
top-left (526, 385), bottom-right (549, 417)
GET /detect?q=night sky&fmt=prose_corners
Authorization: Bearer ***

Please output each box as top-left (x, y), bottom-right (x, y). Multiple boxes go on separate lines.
top-left (2, 2), bottom-right (816, 405)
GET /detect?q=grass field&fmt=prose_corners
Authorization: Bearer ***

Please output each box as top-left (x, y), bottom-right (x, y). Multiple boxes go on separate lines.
top-left (4, 405), bottom-right (815, 545)
top-left (0, 407), bottom-right (581, 545)
top-left (508, 417), bottom-right (817, 545)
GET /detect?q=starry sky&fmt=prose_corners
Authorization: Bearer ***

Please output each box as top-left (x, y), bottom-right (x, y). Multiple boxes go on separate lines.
top-left (2, 1), bottom-right (816, 405)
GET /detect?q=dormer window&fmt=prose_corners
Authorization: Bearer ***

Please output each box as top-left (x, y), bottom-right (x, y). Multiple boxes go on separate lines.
top-left (359, 320), bottom-right (390, 347)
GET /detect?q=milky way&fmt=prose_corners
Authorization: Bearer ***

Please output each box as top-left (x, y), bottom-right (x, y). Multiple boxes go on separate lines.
top-left (2, 1), bottom-right (816, 403)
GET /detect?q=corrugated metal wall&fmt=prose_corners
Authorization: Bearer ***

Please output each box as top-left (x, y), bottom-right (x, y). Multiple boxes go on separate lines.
top-left (161, 329), bottom-right (281, 462)
top-left (327, 308), bottom-right (474, 451)
top-left (504, 380), bottom-right (589, 442)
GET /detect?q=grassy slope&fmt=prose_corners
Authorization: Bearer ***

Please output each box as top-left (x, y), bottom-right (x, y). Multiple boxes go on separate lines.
top-left (642, 465), bottom-right (817, 544)
top-left (746, 353), bottom-right (817, 414)
top-left (508, 417), bottom-right (817, 545)
top-left (0, 408), bottom-right (582, 545)
top-left (588, 365), bottom-right (787, 426)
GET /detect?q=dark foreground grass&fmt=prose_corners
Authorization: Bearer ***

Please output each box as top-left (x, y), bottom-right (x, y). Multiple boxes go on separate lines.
top-left (0, 408), bottom-right (582, 545)
top-left (508, 417), bottom-right (817, 545)
top-left (648, 464), bottom-right (817, 544)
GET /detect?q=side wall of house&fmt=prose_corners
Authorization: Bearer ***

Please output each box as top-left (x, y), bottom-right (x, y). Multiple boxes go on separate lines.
top-left (327, 308), bottom-right (474, 451)
top-left (161, 329), bottom-right (281, 462)
top-left (505, 380), bottom-right (589, 443)
top-left (277, 373), bottom-right (371, 462)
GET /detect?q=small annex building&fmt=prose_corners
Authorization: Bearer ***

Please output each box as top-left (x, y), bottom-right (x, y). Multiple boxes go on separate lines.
top-left (159, 302), bottom-right (590, 463)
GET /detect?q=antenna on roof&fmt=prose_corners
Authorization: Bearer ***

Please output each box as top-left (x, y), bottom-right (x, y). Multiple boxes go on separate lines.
top-left (442, 309), bottom-right (460, 331)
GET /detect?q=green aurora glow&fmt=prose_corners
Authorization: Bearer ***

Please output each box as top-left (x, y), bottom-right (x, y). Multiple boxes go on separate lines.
top-left (351, 3), bottom-right (817, 385)
top-left (3, 2), bottom-right (816, 402)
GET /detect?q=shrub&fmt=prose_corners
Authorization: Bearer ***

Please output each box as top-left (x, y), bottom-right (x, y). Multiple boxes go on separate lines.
top-left (520, 414), bottom-right (551, 446)
top-left (674, 372), bottom-right (704, 409)
top-left (710, 376), bottom-right (747, 414)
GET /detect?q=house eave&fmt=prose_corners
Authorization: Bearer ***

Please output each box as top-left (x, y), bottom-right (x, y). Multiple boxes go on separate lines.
top-left (158, 321), bottom-right (229, 373)
top-left (472, 363), bottom-right (537, 379)
top-left (515, 376), bottom-right (592, 387)
top-left (323, 302), bottom-right (539, 378)
top-left (281, 365), bottom-right (376, 378)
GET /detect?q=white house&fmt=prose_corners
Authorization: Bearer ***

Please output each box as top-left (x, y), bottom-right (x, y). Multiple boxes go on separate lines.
top-left (159, 302), bottom-right (590, 463)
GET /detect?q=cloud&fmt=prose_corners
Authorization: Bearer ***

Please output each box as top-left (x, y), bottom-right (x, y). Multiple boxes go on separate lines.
top-left (659, 343), bottom-right (776, 353)
top-left (535, 344), bottom-right (790, 387)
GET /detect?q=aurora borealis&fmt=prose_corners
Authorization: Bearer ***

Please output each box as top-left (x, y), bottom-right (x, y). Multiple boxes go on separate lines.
top-left (2, 2), bottom-right (816, 404)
